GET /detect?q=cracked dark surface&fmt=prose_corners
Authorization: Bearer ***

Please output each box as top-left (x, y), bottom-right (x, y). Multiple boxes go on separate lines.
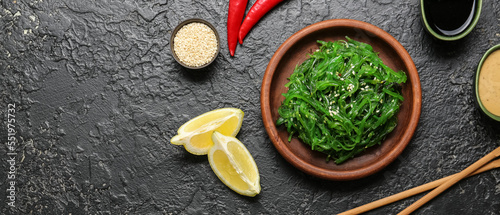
top-left (0, 0), bottom-right (499, 214)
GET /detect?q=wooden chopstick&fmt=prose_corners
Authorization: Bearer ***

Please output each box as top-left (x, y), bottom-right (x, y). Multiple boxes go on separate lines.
top-left (398, 147), bottom-right (500, 214)
top-left (338, 158), bottom-right (500, 215)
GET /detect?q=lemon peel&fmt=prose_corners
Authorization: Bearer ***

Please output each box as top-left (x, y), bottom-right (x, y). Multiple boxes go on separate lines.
top-left (208, 131), bottom-right (260, 197)
top-left (170, 108), bottom-right (244, 155)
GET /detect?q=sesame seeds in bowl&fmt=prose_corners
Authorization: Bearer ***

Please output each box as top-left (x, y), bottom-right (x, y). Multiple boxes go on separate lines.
top-left (170, 19), bottom-right (220, 69)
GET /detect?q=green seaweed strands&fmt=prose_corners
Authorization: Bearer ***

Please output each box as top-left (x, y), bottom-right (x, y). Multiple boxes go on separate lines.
top-left (276, 37), bottom-right (407, 164)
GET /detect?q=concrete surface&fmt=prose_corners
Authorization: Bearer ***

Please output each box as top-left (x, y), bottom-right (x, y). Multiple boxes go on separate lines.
top-left (0, 0), bottom-right (499, 214)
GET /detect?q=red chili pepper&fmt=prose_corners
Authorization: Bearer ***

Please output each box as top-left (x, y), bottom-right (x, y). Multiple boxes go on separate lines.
top-left (228, 0), bottom-right (248, 56)
top-left (238, 0), bottom-right (285, 44)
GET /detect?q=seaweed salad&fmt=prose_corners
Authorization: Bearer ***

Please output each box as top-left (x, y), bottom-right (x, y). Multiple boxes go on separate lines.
top-left (276, 37), bottom-right (407, 164)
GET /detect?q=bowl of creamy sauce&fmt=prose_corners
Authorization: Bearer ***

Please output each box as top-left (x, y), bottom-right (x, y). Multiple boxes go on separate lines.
top-left (476, 44), bottom-right (500, 121)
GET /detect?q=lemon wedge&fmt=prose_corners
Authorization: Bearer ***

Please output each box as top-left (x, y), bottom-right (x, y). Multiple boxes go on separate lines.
top-left (208, 131), bottom-right (261, 197)
top-left (170, 108), bottom-right (244, 155)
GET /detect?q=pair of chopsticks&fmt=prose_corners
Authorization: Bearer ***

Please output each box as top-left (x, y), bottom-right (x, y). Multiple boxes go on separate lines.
top-left (339, 147), bottom-right (500, 215)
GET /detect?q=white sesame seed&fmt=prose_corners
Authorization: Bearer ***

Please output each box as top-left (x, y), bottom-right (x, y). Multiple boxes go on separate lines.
top-left (173, 22), bottom-right (218, 67)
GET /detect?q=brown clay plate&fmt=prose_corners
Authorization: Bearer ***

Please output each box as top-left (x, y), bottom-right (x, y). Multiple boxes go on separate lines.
top-left (261, 19), bottom-right (422, 181)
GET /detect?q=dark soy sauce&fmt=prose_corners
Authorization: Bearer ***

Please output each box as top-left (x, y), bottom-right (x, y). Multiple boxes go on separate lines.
top-left (423, 0), bottom-right (477, 36)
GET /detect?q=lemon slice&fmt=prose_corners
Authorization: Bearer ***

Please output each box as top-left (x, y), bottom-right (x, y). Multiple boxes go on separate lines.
top-left (208, 131), bottom-right (260, 197)
top-left (170, 108), bottom-right (244, 155)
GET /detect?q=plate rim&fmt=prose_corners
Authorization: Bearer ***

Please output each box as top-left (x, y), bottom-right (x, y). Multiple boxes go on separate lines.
top-left (260, 19), bottom-right (422, 180)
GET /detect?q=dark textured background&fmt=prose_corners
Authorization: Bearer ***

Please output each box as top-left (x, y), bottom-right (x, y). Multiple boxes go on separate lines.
top-left (1, 0), bottom-right (499, 214)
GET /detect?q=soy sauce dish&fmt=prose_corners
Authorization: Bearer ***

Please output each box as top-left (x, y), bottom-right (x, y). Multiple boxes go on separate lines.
top-left (476, 44), bottom-right (500, 122)
top-left (421, 0), bottom-right (482, 41)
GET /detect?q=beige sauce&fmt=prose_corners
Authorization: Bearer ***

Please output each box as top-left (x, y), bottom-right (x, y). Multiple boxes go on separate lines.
top-left (479, 49), bottom-right (500, 116)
